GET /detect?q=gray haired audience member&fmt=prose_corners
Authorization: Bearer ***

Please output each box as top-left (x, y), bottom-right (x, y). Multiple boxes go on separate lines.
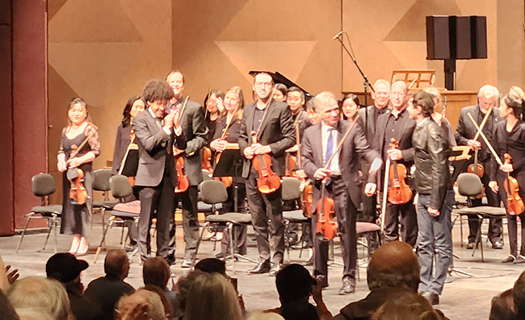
top-left (0, 289), bottom-right (19, 320)
top-left (84, 249), bottom-right (135, 320)
top-left (7, 276), bottom-right (72, 320)
top-left (117, 288), bottom-right (167, 320)
top-left (371, 290), bottom-right (443, 320)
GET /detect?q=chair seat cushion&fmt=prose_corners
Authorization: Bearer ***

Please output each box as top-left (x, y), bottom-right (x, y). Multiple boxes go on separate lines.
top-left (283, 210), bottom-right (308, 222)
top-left (94, 200), bottom-right (119, 209)
top-left (198, 202), bottom-right (222, 212)
top-left (457, 206), bottom-right (507, 216)
top-left (111, 210), bottom-right (139, 219)
top-left (356, 222), bottom-right (381, 234)
top-left (113, 200), bottom-right (141, 214)
top-left (30, 205), bottom-right (62, 215)
top-left (206, 213), bottom-right (252, 224)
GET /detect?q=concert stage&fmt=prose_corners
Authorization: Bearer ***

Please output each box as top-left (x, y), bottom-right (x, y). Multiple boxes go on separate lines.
top-left (1, 213), bottom-right (521, 320)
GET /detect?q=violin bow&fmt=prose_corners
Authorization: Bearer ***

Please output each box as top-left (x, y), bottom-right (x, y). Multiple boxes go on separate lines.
top-left (322, 115), bottom-right (359, 170)
top-left (467, 113), bottom-right (503, 166)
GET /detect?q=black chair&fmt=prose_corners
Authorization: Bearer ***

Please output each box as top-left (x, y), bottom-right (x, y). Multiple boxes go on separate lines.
top-left (91, 168), bottom-right (118, 231)
top-left (456, 172), bottom-right (506, 262)
top-left (16, 173), bottom-right (63, 253)
top-left (95, 174), bottom-right (140, 263)
top-left (281, 177), bottom-right (311, 261)
top-left (195, 179), bottom-right (255, 272)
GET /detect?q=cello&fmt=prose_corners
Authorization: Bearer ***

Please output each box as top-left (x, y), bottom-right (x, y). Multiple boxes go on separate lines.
top-left (174, 97), bottom-right (190, 193)
top-left (387, 138), bottom-right (412, 204)
top-left (503, 153), bottom-right (525, 215)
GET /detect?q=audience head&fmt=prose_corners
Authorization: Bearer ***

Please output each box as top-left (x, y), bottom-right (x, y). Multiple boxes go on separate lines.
top-left (46, 253), bottom-right (88, 287)
top-left (194, 258), bottom-right (226, 275)
top-left (371, 290), bottom-right (442, 320)
top-left (16, 309), bottom-right (53, 320)
top-left (247, 311), bottom-right (285, 320)
top-left (117, 288), bottom-right (167, 320)
top-left (7, 276), bottom-right (71, 320)
top-left (513, 270), bottom-right (525, 318)
top-left (0, 289), bottom-right (19, 320)
top-left (490, 289), bottom-right (517, 320)
top-left (143, 257), bottom-right (171, 289)
top-left (105, 249), bottom-right (130, 280)
top-left (275, 263), bottom-right (316, 304)
top-left (367, 241), bottom-right (420, 291)
top-left (183, 272), bottom-right (243, 320)
top-left (142, 285), bottom-right (173, 319)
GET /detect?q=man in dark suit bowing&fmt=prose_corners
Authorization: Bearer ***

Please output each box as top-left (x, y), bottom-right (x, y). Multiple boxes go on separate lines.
top-left (302, 91), bottom-right (382, 295)
top-left (239, 72), bottom-right (295, 275)
top-left (373, 80), bottom-right (418, 246)
top-left (166, 70), bottom-right (208, 268)
top-left (133, 79), bottom-right (186, 263)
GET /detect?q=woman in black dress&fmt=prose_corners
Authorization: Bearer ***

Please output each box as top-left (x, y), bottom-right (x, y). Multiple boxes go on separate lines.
top-left (57, 98), bottom-right (100, 255)
top-left (490, 86), bottom-right (525, 263)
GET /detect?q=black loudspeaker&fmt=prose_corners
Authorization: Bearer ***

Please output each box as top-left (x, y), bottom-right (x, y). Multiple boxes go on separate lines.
top-left (426, 15), bottom-right (487, 60)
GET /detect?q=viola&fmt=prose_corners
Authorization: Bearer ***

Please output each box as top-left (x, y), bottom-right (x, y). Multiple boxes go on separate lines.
top-left (285, 153), bottom-right (297, 177)
top-left (251, 131), bottom-right (281, 194)
top-left (68, 168), bottom-right (88, 205)
top-left (315, 180), bottom-right (337, 241)
top-left (174, 97), bottom-right (190, 193)
top-left (201, 146), bottom-right (213, 173)
top-left (387, 139), bottom-right (412, 204)
top-left (467, 149), bottom-right (484, 177)
top-left (213, 117), bottom-right (236, 187)
top-left (503, 153), bottom-right (525, 215)
top-left (301, 181), bottom-right (314, 217)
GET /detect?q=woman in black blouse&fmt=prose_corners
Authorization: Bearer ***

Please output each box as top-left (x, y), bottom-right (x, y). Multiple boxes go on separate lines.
top-left (490, 86), bottom-right (525, 263)
top-left (57, 98), bottom-right (100, 255)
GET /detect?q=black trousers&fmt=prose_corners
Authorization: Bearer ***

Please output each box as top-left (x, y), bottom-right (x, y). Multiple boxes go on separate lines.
top-left (468, 171), bottom-right (503, 243)
top-left (384, 199), bottom-right (418, 246)
top-left (246, 169), bottom-right (285, 264)
top-left (168, 185), bottom-right (200, 260)
top-left (138, 176), bottom-right (175, 260)
top-left (312, 177), bottom-right (357, 280)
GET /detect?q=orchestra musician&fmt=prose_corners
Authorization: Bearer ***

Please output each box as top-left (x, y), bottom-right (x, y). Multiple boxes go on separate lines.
top-left (341, 93), bottom-right (359, 121)
top-left (57, 98), bottom-right (101, 256)
top-left (210, 86), bottom-right (247, 258)
top-left (239, 72), bottom-right (295, 275)
top-left (203, 89), bottom-right (225, 143)
top-left (132, 79), bottom-right (185, 264)
top-left (166, 70), bottom-right (208, 268)
top-left (405, 90), bottom-right (454, 306)
top-left (357, 79), bottom-right (390, 254)
top-left (302, 91), bottom-right (381, 295)
top-left (373, 80), bottom-right (418, 246)
top-left (455, 85), bottom-right (503, 250)
top-left (272, 83), bottom-right (288, 102)
top-left (489, 86), bottom-right (525, 263)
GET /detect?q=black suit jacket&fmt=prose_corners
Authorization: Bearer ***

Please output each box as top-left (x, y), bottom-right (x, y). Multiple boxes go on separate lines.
top-left (172, 99), bottom-right (208, 186)
top-left (455, 105), bottom-right (500, 159)
top-left (301, 120), bottom-right (380, 208)
top-left (132, 109), bottom-right (186, 187)
top-left (239, 100), bottom-right (295, 178)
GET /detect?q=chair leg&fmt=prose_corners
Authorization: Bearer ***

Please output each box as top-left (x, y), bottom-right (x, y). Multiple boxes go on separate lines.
top-left (16, 215), bottom-right (33, 253)
top-left (194, 222), bottom-right (209, 256)
top-left (228, 222), bottom-right (236, 273)
top-left (42, 217), bottom-right (54, 251)
top-left (53, 216), bottom-right (59, 253)
top-left (95, 216), bottom-right (115, 263)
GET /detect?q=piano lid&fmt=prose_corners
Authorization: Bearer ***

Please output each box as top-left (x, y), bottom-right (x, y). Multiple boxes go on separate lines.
top-left (249, 70), bottom-right (312, 100)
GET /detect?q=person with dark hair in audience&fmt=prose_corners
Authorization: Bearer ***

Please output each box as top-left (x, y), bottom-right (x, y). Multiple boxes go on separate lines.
top-left (0, 290), bottom-right (20, 320)
top-left (46, 252), bottom-right (102, 320)
top-left (371, 290), bottom-right (444, 320)
top-left (266, 263), bottom-right (331, 320)
top-left (489, 289), bottom-right (517, 320)
top-left (513, 270), bottom-right (525, 319)
top-left (272, 83), bottom-right (288, 102)
top-left (143, 257), bottom-right (177, 316)
top-left (194, 258), bottom-right (227, 275)
top-left (84, 249), bottom-right (135, 320)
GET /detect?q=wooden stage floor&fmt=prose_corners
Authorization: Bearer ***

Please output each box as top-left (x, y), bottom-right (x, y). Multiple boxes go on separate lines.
top-left (1, 214), bottom-right (523, 319)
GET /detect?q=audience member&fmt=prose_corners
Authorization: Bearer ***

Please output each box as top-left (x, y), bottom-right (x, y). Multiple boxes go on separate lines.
top-left (7, 276), bottom-right (72, 320)
top-left (46, 252), bottom-right (102, 320)
top-left (513, 271), bottom-right (525, 319)
top-left (117, 288), bottom-right (167, 320)
top-left (143, 257), bottom-right (176, 316)
top-left (183, 272), bottom-right (243, 320)
top-left (142, 285), bottom-right (174, 319)
top-left (371, 290), bottom-right (443, 320)
top-left (16, 308), bottom-right (53, 320)
top-left (247, 311), bottom-right (285, 320)
top-left (84, 249), bottom-right (135, 320)
top-left (194, 258), bottom-right (226, 275)
top-left (490, 289), bottom-right (517, 320)
top-left (0, 289), bottom-right (19, 320)
top-left (334, 241), bottom-right (421, 319)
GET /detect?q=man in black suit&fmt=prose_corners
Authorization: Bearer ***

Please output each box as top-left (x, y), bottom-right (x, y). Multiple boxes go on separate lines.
top-left (133, 79), bottom-right (185, 263)
top-left (166, 70), bottom-right (208, 268)
top-left (455, 84), bottom-right (503, 249)
top-left (302, 91), bottom-right (382, 294)
top-left (374, 80), bottom-right (417, 246)
top-left (239, 72), bottom-right (295, 275)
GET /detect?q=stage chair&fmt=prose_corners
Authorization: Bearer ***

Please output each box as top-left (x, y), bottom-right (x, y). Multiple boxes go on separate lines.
top-left (91, 168), bottom-right (118, 232)
top-left (455, 172), bottom-right (506, 262)
top-left (94, 174), bottom-right (140, 263)
top-left (195, 179), bottom-right (255, 272)
top-left (16, 173), bottom-right (63, 253)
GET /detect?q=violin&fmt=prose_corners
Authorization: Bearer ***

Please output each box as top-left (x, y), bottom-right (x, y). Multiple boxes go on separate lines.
top-left (68, 168), bottom-right (88, 205)
top-left (302, 181), bottom-right (314, 217)
top-left (251, 131), bottom-right (281, 194)
top-left (315, 180), bottom-right (337, 241)
top-left (284, 153), bottom-right (297, 177)
top-left (503, 153), bottom-right (525, 215)
top-left (174, 97), bottom-right (190, 193)
top-left (201, 146), bottom-right (213, 173)
top-left (213, 116), bottom-right (236, 187)
top-left (467, 149), bottom-right (484, 177)
top-left (387, 139), bottom-right (412, 204)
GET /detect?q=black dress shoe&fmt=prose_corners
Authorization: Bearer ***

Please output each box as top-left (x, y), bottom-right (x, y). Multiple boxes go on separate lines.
top-left (315, 275), bottom-right (328, 288)
top-left (491, 240), bottom-right (504, 249)
top-left (165, 255), bottom-right (176, 266)
top-left (421, 292), bottom-right (439, 305)
top-left (338, 277), bottom-right (355, 295)
top-left (248, 260), bottom-right (271, 274)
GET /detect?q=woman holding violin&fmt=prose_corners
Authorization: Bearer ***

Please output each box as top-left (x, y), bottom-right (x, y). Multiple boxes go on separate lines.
top-left (57, 98), bottom-right (100, 256)
top-left (210, 86), bottom-right (247, 257)
top-left (490, 86), bottom-right (525, 263)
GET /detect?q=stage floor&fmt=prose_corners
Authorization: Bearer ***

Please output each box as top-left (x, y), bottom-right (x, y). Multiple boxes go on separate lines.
top-left (1, 213), bottom-right (522, 319)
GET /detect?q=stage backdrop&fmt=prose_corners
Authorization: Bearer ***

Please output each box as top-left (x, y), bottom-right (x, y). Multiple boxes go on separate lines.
top-left (5, 0), bottom-right (524, 232)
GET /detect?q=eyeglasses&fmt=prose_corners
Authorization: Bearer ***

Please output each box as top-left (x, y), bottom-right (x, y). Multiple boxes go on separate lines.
top-left (254, 82), bottom-right (273, 87)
